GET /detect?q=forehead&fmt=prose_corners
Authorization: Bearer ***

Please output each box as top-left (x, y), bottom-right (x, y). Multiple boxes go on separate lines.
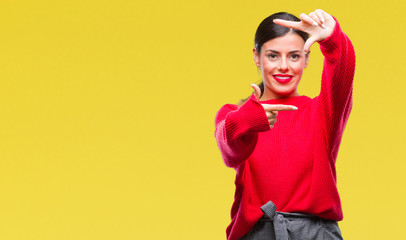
top-left (262, 32), bottom-right (305, 52)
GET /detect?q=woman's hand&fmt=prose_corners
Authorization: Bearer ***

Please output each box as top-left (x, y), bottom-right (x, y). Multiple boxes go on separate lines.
top-left (273, 9), bottom-right (336, 53)
top-left (250, 84), bottom-right (298, 129)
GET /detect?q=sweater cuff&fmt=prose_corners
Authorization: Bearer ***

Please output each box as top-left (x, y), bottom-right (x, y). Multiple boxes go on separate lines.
top-left (228, 94), bottom-right (271, 134)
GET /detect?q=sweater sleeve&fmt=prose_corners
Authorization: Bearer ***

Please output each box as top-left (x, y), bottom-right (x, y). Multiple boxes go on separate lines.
top-left (316, 16), bottom-right (356, 156)
top-left (214, 94), bottom-right (271, 168)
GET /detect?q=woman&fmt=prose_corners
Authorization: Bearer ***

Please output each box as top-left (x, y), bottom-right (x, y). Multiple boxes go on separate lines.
top-left (214, 9), bottom-right (355, 240)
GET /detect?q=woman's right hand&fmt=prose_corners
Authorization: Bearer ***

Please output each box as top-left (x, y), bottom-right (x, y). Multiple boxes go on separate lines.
top-left (273, 9), bottom-right (336, 53)
top-left (251, 84), bottom-right (298, 129)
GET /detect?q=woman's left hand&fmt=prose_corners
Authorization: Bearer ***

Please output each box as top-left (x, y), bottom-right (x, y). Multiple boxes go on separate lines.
top-left (273, 9), bottom-right (336, 53)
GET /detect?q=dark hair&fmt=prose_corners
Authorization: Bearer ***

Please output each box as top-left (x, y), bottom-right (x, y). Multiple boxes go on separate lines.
top-left (238, 12), bottom-right (309, 106)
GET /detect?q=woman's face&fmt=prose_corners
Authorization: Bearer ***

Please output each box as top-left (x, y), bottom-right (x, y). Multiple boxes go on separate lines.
top-left (253, 31), bottom-right (309, 100)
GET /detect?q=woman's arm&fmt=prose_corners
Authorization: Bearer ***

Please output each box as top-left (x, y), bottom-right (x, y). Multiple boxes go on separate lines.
top-left (215, 86), bottom-right (298, 168)
top-left (273, 9), bottom-right (356, 156)
top-left (317, 18), bottom-right (356, 154)
top-left (214, 95), bottom-right (271, 168)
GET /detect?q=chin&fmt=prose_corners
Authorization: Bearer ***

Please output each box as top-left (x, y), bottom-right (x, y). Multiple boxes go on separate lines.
top-left (273, 88), bottom-right (297, 98)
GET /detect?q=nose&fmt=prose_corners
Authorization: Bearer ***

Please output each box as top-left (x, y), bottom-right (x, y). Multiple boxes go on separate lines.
top-left (278, 58), bottom-right (289, 72)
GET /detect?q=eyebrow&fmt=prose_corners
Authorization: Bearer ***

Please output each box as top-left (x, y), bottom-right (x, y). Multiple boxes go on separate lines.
top-left (265, 49), bottom-right (302, 54)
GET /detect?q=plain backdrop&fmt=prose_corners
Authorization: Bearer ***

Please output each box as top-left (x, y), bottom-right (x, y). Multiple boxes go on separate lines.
top-left (0, 0), bottom-right (405, 239)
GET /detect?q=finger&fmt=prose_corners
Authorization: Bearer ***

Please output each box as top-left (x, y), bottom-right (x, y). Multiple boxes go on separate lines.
top-left (266, 111), bottom-right (277, 118)
top-left (299, 13), bottom-right (319, 27)
top-left (265, 111), bottom-right (272, 118)
top-left (314, 10), bottom-right (327, 29)
top-left (268, 117), bottom-right (277, 125)
top-left (316, 9), bottom-right (330, 20)
top-left (304, 36), bottom-right (317, 53)
top-left (250, 83), bottom-right (261, 100)
top-left (316, 9), bottom-right (334, 26)
top-left (315, 9), bottom-right (325, 23)
top-left (318, 9), bottom-right (333, 29)
top-left (273, 19), bottom-right (302, 30)
top-left (262, 104), bottom-right (298, 111)
top-left (308, 12), bottom-right (322, 27)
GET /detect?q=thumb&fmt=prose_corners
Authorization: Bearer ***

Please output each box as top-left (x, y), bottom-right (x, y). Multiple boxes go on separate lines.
top-left (250, 83), bottom-right (261, 100)
top-left (304, 36), bottom-right (317, 54)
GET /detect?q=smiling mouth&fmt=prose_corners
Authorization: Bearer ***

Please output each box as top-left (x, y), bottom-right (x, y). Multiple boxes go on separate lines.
top-left (273, 75), bottom-right (293, 83)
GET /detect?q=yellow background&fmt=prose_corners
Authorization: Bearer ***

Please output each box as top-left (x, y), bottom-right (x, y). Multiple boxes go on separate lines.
top-left (0, 0), bottom-right (405, 239)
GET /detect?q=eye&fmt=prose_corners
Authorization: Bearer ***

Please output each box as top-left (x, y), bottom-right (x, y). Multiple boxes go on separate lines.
top-left (290, 54), bottom-right (301, 60)
top-left (267, 54), bottom-right (278, 60)
top-left (291, 54), bottom-right (300, 59)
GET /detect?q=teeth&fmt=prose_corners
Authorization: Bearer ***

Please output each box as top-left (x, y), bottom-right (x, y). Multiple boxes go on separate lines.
top-left (275, 76), bottom-right (291, 79)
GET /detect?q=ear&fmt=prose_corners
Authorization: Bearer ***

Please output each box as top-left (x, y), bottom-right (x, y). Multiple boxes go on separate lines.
top-left (253, 47), bottom-right (261, 67)
top-left (304, 51), bottom-right (310, 68)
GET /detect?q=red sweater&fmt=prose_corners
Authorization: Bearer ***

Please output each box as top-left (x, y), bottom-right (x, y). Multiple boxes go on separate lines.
top-left (214, 18), bottom-right (355, 240)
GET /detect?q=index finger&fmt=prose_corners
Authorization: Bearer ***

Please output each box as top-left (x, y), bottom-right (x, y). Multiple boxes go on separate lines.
top-left (273, 19), bottom-right (302, 30)
top-left (262, 104), bottom-right (298, 111)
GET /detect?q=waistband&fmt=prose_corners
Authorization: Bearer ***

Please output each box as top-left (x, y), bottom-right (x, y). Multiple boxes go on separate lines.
top-left (259, 201), bottom-right (321, 240)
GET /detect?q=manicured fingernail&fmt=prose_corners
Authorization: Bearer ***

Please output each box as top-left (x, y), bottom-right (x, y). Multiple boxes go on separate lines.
top-left (312, 21), bottom-right (318, 26)
top-left (321, 24), bottom-right (327, 29)
top-left (292, 106), bottom-right (298, 110)
top-left (321, 17), bottom-right (325, 23)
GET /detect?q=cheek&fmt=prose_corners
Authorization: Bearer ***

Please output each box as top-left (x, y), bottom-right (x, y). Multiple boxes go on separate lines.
top-left (292, 63), bottom-right (305, 74)
top-left (261, 60), bottom-right (278, 72)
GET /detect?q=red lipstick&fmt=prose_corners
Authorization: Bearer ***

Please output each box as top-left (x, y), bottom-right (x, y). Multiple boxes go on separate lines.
top-left (273, 74), bottom-right (293, 84)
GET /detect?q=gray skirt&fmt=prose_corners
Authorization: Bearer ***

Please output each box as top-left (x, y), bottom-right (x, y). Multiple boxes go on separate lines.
top-left (239, 201), bottom-right (343, 240)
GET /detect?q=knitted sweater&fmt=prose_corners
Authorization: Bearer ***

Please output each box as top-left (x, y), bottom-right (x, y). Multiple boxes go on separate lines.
top-left (214, 18), bottom-right (355, 240)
